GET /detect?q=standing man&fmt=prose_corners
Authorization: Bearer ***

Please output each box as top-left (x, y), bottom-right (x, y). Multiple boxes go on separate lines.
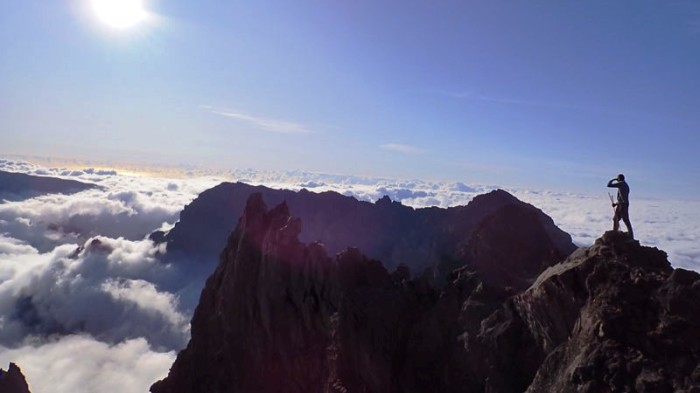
top-left (607, 174), bottom-right (634, 239)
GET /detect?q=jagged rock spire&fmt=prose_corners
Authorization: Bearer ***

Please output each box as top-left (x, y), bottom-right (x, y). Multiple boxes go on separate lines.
top-left (0, 363), bottom-right (32, 393)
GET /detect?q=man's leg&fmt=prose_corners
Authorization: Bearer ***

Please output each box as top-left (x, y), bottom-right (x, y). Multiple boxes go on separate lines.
top-left (621, 205), bottom-right (633, 239)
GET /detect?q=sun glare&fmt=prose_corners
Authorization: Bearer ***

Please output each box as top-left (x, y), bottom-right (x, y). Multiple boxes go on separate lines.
top-left (91, 0), bottom-right (147, 29)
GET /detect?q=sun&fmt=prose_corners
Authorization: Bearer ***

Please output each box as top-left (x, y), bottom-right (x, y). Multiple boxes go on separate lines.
top-left (91, 0), bottom-right (148, 29)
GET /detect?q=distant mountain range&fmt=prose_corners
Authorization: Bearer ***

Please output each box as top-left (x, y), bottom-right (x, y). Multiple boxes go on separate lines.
top-left (0, 170), bottom-right (98, 202)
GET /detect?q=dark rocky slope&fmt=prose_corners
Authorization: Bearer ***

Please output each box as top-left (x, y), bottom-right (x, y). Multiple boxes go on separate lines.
top-left (0, 170), bottom-right (97, 202)
top-left (157, 183), bottom-right (575, 282)
top-left (0, 363), bottom-right (32, 393)
top-left (152, 191), bottom-right (700, 393)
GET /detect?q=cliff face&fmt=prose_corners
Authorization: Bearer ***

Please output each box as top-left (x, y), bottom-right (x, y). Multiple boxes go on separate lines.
top-left (0, 363), bottom-right (32, 393)
top-left (157, 183), bottom-right (576, 278)
top-left (151, 194), bottom-right (340, 393)
top-left (152, 193), bottom-right (699, 393)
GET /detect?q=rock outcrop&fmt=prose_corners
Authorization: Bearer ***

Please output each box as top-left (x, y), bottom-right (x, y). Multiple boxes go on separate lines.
top-left (0, 363), bottom-right (32, 393)
top-left (520, 231), bottom-right (700, 392)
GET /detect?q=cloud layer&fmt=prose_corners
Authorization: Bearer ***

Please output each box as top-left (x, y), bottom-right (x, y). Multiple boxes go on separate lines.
top-left (0, 159), bottom-right (222, 393)
top-left (0, 335), bottom-right (174, 393)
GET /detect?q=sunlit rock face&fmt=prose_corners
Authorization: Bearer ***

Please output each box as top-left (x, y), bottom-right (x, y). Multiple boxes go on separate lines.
top-left (0, 363), bottom-right (32, 393)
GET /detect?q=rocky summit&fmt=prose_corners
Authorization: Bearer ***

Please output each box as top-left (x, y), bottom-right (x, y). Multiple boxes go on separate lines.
top-left (152, 193), bottom-right (700, 393)
top-left (0, 363), bottom-right (32, 393)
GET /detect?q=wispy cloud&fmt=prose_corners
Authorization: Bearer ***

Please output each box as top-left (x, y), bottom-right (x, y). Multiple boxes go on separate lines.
top-left (446, 91), bottom-right (584, 111)
top-left (203, 106), bottom-right (313, 134)
top-left (380, 143), bottom-right (424, 155)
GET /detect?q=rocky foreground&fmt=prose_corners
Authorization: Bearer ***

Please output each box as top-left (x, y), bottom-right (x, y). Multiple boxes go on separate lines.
top-left (152, 192), bottom-right (700, 393)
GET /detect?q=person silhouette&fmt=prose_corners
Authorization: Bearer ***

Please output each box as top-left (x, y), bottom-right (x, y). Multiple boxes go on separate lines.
top-left (607, 174), bottom-right (634, 239)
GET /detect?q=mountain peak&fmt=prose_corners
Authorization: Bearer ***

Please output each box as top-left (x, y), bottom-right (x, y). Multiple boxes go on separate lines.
top-left (516, 231), bottom-right (699, 392)
top-left (0, 363), bottom-right (32, 393)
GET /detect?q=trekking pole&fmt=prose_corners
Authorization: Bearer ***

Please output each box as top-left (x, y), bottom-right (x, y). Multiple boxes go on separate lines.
top-left (607, 192), bottom-right (615, 210)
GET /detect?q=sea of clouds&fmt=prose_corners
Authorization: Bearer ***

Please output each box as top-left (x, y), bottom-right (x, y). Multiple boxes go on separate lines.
top-left (0, 157), bottom-right (698, 393)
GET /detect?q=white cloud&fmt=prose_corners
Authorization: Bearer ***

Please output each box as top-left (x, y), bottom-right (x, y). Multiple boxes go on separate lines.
top-left (0, 335), bottom-right (174, 393)
top-left (503, 190), bottom-right (700, 272)
top-left (209, 108), bottom-right (313, 134)
top-left (0, 165), bottom-right (220, 252)
top-left (101, 278), bottom-right (188, 332)
top-left (380, 143), bottom-right (424, 154)
top-left (0, 236), bottom-right (189, 349)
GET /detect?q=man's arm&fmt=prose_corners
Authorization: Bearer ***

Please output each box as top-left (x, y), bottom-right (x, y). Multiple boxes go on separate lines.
top-left (607, 179), bottom-right (619, 206)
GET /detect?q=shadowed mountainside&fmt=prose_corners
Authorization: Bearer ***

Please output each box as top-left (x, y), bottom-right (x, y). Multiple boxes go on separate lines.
top-left (0, 170), bottom-right (98, 202)
top-left (157, 183), bottom-right (575, 286)
top-left (150, 193), bottom-right (700, 392)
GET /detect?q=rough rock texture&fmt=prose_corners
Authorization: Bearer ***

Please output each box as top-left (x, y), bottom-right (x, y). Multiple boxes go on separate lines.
top-left (156, 183), bottom-right (576, 278)
top-left (152, 191), bottom-right (570, 393)
top-left (520, 231), bottom-right (700, 393)
top-left (152, 193), bottom-right (699, 393)
top-left (0, 363), bottom-right (32, 393)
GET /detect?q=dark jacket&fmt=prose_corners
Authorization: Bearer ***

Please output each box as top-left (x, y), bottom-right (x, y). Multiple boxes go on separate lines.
top-left (607, 180), bottom-right (630, 205)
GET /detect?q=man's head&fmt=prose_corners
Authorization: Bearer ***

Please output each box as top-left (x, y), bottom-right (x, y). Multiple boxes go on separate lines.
top-left (617, 174), bottom-right (625, 181)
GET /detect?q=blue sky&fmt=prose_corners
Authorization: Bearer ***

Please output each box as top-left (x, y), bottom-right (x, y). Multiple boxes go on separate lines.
top-left (1, 1), bottom-right (699, 197)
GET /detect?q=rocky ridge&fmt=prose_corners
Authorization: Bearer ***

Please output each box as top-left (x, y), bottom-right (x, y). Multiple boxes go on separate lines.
top-left (0, 363), bottom-right (32, 393)
top-left (152, 193), bottom-right (700, 392)
top-left (0, 169), bottom-right (97, 202)
top-left (157, 183), bottom-right (575, 281)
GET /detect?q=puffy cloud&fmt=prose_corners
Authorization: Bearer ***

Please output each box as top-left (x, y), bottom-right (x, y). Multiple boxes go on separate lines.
top-left (0, 159), bottom-right (38, 174)
top-left (503, 190), bottom-right (700, 272)
top-left (0, 235), bottom-right (36, 256)
top-left (0, 236), bottom-right (188, 349)
top-left (0, 166), bottom-right (221, 252)
top-left (0, 335), bottom-right (174, 393)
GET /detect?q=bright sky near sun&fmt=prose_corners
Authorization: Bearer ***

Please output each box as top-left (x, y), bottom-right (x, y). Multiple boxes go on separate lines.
top-left (1, 1), bottom-right (699, 197)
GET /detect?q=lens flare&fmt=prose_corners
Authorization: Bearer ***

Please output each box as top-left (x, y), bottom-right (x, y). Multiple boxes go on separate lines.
top-left (91, 0), bottom-right (147, 29)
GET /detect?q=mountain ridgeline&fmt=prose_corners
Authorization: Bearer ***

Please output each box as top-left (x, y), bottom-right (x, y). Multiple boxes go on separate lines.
top-left (0, 169), bottom-right (98, 202)
top-left (156, 183), bottom-right (575, 289)
top-left (150, 187), bottom-right (700, 392)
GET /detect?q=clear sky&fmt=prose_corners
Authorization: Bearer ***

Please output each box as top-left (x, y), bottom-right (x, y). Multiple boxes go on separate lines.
top-left (1, 1), bottom-right (699, 197)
